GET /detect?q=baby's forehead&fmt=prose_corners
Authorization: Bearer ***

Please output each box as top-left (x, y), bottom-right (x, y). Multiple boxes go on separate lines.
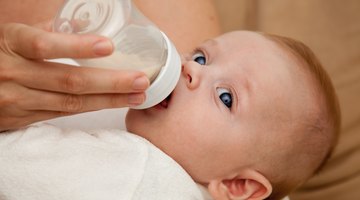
top-left (221, 31), bottom-right (263, 39)
top-left (208, 31), bottom-right (290, 61)
top-left (213, 31), bottom-right (271, 47)
top-left (209, 31), bottom-right (296, 68)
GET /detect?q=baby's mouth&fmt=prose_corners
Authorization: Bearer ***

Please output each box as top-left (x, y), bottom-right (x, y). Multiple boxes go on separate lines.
top-left (158, 92), bottom-right (172, 109)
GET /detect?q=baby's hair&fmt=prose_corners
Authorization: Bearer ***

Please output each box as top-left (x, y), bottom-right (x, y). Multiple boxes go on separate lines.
top-left (261, 33), bottom-right (341, 200)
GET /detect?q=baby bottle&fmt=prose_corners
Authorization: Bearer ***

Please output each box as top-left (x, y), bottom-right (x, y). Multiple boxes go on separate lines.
top-left (53, 0), bottom-right (181, 109)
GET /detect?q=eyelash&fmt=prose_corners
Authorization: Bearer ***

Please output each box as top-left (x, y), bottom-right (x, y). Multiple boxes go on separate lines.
top-left (191, 48), bottom-right (207, 65)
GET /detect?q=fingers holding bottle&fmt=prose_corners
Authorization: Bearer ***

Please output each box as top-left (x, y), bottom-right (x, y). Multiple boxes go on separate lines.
top-left (1, 23), bottom-right (114, 59)
top-left (0, 69), bottom-right (148, 132)
top-left (0, 22), bottom-right (150, 131)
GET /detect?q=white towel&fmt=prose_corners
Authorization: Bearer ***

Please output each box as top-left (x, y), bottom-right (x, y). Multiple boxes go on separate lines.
top-left (0, 124), bottom-right (202, 200)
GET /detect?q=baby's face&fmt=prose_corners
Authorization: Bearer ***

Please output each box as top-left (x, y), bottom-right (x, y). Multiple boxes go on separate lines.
top-left (126, 31), bottom-right (311, 183)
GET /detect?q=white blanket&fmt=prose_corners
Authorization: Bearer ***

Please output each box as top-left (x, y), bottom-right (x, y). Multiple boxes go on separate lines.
top-left (0, 124), bottom-right (203, 200)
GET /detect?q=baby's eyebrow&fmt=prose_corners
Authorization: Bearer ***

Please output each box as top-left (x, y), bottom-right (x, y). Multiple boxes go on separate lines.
top-left (202, 38), bottom-right (218, 47)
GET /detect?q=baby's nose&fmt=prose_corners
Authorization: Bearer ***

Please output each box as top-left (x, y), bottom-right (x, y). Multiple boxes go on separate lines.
top-left (182, 62), bottom-right (201, 90)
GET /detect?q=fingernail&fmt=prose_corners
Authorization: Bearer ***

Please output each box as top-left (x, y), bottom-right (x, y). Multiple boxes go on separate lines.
top-left (93, 40), bottom-right (113, 56)
top-left (128, 93), bottom-right (146, 106)
top-left (132, 76), bottom-right (150, 91)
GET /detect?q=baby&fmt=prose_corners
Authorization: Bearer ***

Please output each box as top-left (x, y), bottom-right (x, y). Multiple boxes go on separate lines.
top-left (126, 31), bottom-right (340, 200)
top-left (0, 31), bottom-right (340, 200)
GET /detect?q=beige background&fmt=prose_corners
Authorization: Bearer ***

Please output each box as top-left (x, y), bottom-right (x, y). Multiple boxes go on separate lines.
top-left (213, 0), bottom-right (360, 199)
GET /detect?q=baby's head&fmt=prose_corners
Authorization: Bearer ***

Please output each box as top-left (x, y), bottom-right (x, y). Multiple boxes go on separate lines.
top-left (126, 31), bottom-right (340, 200)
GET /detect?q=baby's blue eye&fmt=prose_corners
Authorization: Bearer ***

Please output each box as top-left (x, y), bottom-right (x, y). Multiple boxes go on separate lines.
top-left (192, 52), bottom-right (206, 65)
top-left (217, 88), bottom-right (233, 109)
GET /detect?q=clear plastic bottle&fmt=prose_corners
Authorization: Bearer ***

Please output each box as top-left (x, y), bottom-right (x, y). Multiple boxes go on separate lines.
top-left (53, 0), bottom-right (181, 109)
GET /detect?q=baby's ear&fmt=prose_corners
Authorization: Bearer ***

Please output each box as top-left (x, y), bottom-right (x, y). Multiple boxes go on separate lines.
top-left (207, 170), bottom-right (272, 200)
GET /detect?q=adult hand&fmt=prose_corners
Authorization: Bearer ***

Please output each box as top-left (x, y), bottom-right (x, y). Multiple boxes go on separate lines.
top-left (0, 22), bottom-right (150, 131)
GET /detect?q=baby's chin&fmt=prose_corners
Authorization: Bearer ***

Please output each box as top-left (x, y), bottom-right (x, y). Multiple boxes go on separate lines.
top-left (125, 109), bottom-right (149, 137)
top-left (125, 121), bottom-right (145, 139)
top-left (125, 107), bottom-right (144, 121)
top-left (124, 109), bottom-right (137, 132)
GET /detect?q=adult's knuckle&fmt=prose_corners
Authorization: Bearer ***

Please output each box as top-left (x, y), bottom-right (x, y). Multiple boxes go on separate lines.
top-left (0, 97), bottom-right (11, 108)
top-left (0, 24), bottom-right (14, 42)
top-left (112, 76), bottom-right (131, 92)
top-left (0, 26), bottom-right (16, 60)
top-left (62, 94), bottom-right (84, 112)
top-left (110, 94), bottom-right (124, 107)
top-left (0, 99), bottom-right (26, 131)
top-left (0, 50), bottom-right (20, 82)
top-left (0, 36), bottom-right (13, 57)
top-left (0, 24), bottom-right (18, 57)
top-left (62, 70), bottom-right (87, 93)
top-left (112, 78), bottom-right (124, 91)
top-left (31, 33), bottom-right (50, 58)
top-left (0, 91), bottom-right (17, 107)
top-left (0, 66), bottom-right (14, 81)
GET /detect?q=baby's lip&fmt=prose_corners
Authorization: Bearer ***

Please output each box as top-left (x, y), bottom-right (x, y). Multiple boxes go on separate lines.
top-left (156, 91), bottom-right (172, 109)
top-left (154, 72), bottom-right (181, 110)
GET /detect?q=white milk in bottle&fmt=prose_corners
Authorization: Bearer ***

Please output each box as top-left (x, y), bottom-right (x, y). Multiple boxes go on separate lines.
top-left (53, 0), bottom-right (181, 109)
